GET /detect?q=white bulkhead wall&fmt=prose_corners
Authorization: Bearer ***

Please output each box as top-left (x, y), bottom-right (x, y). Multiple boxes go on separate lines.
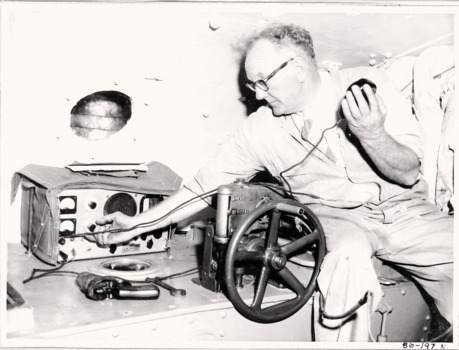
top-left (0, 3), bottom-right (454, 242)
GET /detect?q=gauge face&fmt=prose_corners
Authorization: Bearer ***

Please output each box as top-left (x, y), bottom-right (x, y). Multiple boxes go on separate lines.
top-left (103, 193), bottom-right (137, 217)
top-left (59, 196), bottom-right (77, 214)
top-left (59, 219), bottom-right (76, 236)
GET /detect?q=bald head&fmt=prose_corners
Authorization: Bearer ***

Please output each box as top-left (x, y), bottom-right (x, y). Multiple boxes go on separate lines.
top-left (246, 23), bottom-right (317, 63)
top-left (244, 24), bottom-right (321, 116)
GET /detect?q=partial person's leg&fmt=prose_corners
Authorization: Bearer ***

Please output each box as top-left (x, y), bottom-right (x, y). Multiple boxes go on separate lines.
top-left (309, 204), bottom-right (382, 341)
top-left (376, 201), bottom-right (453, 325)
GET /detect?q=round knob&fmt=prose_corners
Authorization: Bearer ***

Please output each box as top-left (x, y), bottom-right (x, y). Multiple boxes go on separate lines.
top-left (88, 201), bottom-right (97, 210)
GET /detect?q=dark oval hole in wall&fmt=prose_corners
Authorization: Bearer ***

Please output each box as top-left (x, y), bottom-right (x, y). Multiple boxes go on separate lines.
top-left (70, 90), bottom-right (132, 140)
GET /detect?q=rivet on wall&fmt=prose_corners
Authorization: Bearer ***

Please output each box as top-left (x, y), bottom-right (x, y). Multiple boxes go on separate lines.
top-left (368, 52), bottom-right (376, 66)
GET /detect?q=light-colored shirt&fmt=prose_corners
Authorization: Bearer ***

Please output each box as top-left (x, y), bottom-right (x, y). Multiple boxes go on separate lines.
top-left (288, 69), bottom-right (344, 166)
top-left (186, 67), bottom-right (425, 208)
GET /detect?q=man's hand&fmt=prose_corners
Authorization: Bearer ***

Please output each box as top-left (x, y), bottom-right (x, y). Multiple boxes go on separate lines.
top-left (89, 212), bottom-right (138, 246)
top-left (85, 187), bottom-right (212, 247)
top-left (341, 84), bottom-right (387, 144)
top-left (340, 83), bottom-right (420, 186)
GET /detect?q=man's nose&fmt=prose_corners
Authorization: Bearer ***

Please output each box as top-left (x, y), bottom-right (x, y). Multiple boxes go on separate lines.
top-left (255, 87), bottom-right (269, 100)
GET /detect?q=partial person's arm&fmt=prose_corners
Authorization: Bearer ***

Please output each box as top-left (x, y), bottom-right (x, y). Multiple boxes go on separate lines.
top-left (93, 187), bottom-right (211, 246)
top-left (92, 110), bottom-right (266, 246)
top-left (341, 84), bottom-right (420, 186)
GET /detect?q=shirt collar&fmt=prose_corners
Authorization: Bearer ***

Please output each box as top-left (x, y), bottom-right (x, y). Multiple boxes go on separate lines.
top-left (302, 70), bottom-right (336, 127)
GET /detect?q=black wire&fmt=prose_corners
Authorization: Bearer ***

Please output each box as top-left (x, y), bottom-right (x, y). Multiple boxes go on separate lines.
top-left (23, 262), bottom-right (79, 284)
top-left (429, 325), bottom-right (453, 342)
top-left (320, 290), bottom-right (369, 320)
top-left (67, 118), bottom-right (346, 239)
top-left (252, 181), bottom-right (294, 199)
top-left (159, 267), bottom-right (200, 280)
top-left (279, 118), bottom-right (344, 197)
top-left (23, 262), bottom-right (199, 287)
top-left (133, 267), bottom-right (201, 284)
top-left (69, 188), bottom-right (218, 238)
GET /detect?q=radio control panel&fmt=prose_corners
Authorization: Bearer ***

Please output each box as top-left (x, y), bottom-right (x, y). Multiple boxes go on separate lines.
top-left (57, 189), bottom-right (168, 262)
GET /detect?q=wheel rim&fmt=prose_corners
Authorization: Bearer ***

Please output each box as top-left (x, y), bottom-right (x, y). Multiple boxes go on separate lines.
top-left (224, 200), bottom-right (326, 323)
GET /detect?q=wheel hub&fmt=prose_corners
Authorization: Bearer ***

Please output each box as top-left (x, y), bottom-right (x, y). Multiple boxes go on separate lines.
top-left (266, 249), bottom-right (287, 270)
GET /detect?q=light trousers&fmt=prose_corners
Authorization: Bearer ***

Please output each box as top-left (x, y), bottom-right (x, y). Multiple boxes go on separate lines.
top-left (309, 198), bottom-right (453, 341)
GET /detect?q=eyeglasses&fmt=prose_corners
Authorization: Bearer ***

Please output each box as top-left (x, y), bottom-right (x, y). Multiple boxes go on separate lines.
top-left (246, 58), bottom-right (294, 92)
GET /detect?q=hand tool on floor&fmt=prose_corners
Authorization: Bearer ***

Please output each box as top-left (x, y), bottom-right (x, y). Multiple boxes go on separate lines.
top-left (146, 277), bottom-right (186, 296)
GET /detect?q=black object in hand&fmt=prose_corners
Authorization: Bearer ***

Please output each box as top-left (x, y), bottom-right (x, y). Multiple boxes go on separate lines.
top-left (346, 78), bottom-right (377, 106)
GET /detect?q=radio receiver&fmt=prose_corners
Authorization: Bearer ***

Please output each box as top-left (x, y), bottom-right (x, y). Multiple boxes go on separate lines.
top-left (11, 162), bottom-right (182, 265)
top-left (57, 189), bottom-right (167, 262)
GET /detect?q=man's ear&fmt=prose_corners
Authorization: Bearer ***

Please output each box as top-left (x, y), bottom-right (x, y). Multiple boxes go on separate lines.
top-left (293, 57), bottom-right (310, 82)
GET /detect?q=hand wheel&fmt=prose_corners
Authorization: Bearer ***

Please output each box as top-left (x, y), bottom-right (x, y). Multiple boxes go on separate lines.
top-left (224, 200), bottom-right (326, 323)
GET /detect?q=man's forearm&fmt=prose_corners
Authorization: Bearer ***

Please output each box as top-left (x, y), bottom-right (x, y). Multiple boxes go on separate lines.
top-left (127, 187), bottom-right (212, 236)
top-left (360, 131), bottom-right (420, 186)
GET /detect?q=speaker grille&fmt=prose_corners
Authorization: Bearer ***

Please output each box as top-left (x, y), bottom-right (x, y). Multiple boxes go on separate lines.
top-left (103, 193), bottom-right (137, 217)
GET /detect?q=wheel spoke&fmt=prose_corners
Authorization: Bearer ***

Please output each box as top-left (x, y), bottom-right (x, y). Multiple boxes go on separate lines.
top-left (224, 199), bottom-right (325, 323)
top-left (257, 297), bottom-right (301, 317)
top-left (275, 267), bottom-right (305, 295)
top-left (281, 228), bottom-right (320, 255)
top-left (251, 266), bottom-right (270, 309)
top-left (266, 209), bottom-right (281, 248)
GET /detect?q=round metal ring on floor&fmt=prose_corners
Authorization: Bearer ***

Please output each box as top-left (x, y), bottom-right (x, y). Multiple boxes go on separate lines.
top-left (88, 257), bottom-right (164, 281)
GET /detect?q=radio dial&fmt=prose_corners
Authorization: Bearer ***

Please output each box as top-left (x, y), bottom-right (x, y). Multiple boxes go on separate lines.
top-left (60, 197), bottom-right (76, 211)
top-left (60, 220), bottom-right (75, 235)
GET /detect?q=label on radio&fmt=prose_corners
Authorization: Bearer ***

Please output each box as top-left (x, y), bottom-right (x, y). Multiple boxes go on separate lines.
top-left (230, 209), bottom-right (250, 215)
top-left (121, 244), bottom-right (141, 254)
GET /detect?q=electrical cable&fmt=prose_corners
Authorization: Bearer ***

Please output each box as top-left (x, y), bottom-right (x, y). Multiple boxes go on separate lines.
top-left (66, 116), bottom-right (344, 239)
top-left (69, 188), bottom-right (218, 238)
top-left (23, 261), bottom-right (79, 284)
top-left (320, 290), bottom-right (370, 320)
top-left (68, 177), bottom-right (290, 239)
top-left (133, 267), bottom-right (200, 283)
top-left (429, 325), bottom-right (453, 342)
top-left (23, 261), bottom-right (200, 289)
top-left (279, 118), bottom-right (344, 197)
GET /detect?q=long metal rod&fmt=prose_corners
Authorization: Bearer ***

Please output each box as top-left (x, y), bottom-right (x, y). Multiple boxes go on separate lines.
top-left (376, 32), bottom-right (454, 68)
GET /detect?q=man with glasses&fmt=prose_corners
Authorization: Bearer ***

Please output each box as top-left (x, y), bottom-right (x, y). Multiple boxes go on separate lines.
top-left (94, 23), bottom-right (453, 342)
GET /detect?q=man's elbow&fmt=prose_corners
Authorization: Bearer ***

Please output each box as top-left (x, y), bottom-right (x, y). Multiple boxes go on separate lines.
top-left (399, 165), bottom-right (421, 187)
